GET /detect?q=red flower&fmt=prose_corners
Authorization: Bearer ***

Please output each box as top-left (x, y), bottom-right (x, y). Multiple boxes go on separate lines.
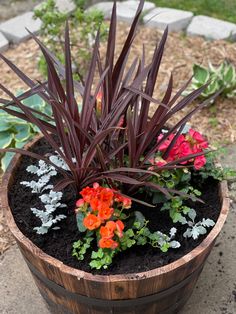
top-left (98, 207), bottom-right (114, 221)
top-left (83, 214), bottom-right (101, 230)
top-left (157, 133), bottom-right (175, 151)
top-left (194, 155), bottom-right (206, 170)
top-left (80, 186), bottom-right (95, 203)
top-left (156, 129), bottom-right (208, 170)
top-left (115, 220), bottom-right (124, 238)
top-left (96, 90), bottom-right (102, 113)
top-left (100, 221), bottom-right (116, 239)
top-left (99, 238), bottom-right (118, 249)
top-left (169, 136), bottom-right (192, 163)
top-left (189, 129), bottom-right (208, 149)
top-left (114, 193), bottom-right (132, 209)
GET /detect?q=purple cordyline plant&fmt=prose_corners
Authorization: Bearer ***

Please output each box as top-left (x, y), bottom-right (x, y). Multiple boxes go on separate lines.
top-left (0, 0), bottom-right (214, 204)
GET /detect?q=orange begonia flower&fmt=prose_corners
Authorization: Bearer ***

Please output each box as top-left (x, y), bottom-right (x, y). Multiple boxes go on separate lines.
top-left (98, 207), bottom-right (114, 221)
top-left (100, 221), bottom-right (116, 238)
top-left (83, 214), bottom-right (101, 230)
top-left (99, 238), bottom-right (118, 249)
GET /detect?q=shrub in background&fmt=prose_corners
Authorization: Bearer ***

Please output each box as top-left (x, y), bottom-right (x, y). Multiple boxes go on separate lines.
top-left (34, 0), bottom-right (108, 78)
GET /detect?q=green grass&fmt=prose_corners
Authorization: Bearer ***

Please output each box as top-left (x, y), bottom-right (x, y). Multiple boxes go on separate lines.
top-left (151, 0), bottom-right (236, 23)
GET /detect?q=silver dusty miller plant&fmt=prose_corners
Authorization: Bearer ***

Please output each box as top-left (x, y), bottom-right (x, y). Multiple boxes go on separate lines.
top-left (20, 153), bottom-right (69, 234)
top-left (183, 209), bottom-right (215, 240)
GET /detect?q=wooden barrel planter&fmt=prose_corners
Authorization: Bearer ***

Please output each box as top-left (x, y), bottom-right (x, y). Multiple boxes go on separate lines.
top-left (1, 138), bottom-right (230, 314)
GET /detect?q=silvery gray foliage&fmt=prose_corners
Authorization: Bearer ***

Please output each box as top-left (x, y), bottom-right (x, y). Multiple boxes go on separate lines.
top-left (49, 155), bottom-right (70, 171)
top-left (21, 160), bottom-right (57, 193)
top-left (183, 214), bottom-right (215, 240)
top-left (152, 227), bottom-right (181, 250)
top-left (20, 156), bottom-right (68, 234)
top-left (31, 190), bottom-right (67, 235)
top-left (168, 227), bottom-right (181, 249)
top-left (31, 207), bottom-right (66, 235)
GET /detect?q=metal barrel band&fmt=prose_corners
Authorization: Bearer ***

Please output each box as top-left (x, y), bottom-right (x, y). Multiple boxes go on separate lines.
top-left (24, 256), bottom-right (204, 308)
top-left (38, 285), bottom-right (193, 314)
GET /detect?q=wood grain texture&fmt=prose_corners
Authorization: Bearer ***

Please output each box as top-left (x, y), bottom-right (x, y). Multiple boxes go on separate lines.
top-left (0, 136), bottom-right (230, 314)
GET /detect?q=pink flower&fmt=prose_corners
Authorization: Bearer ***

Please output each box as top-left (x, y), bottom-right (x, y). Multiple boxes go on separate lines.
top-left (157, 133), bottom-right (175, 151)
top-left (156, 129), bottom-right (208, 170)
top-left (93, 182), bottom-right (100, 189)
top-left (76, 199), bottom-right (85, 207)
top-left (188, 129), bottom-right (208, 151)
top-left (194, 155), bottom-right (206, 170)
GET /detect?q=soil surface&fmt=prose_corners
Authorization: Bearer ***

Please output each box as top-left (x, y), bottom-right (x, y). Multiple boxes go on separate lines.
top-left (0, 0), bottom-right (42, 22)
top-left (8, 138), bottom-right (221, 275)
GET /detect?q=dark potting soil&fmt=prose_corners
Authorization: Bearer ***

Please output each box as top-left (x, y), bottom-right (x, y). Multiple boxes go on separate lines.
top-left (9, 138), bottom-right (221, 275)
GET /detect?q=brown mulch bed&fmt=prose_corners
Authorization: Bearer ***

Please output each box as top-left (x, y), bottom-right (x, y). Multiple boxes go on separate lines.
top-left (0, 22), bottom-right (236, 255)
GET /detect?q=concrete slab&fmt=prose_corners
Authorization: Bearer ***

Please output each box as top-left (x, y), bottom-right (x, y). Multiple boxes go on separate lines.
top-left (187, 15), bottom-right (236, 41)
top-left (34, 0), bottom-right (76, 13)
top-left (0, 32), bottom-right (9, 53)
top-left (86, 2), bottom-right (114, 19)
top-left (54, 0), bottom-right (76, 13)
top-left (143, 7), bottom-right (193, 32)
top-left (87, 1), bottom-right (155, 22)
top-left (0, 12), bottom-right (42, 44)
top-left (0, 246), bottom-right (50, 314)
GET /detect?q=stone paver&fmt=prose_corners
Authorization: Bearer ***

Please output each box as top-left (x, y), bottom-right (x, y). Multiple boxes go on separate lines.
top-left (88, 1), bottom-right (155, 23)
top-left (0, 12), bottom-right (42, 44)
top-left (87, 2), bottom-right (115, 19)
top-left (55, 0), bottom-right (76, 13)
top-left (187, 15), bottom-right (236, 40)
top-left (0, 32), bottom-right (9, 53)
top-left (143, 7), bottom-right (193, 32)
top-left (34, 0), bottom-right (76, 13)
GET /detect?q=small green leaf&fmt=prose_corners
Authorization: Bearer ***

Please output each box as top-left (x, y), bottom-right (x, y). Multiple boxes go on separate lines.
top-left (223, 64), bottom-right (235, 83)
top-left (1, 152), bottom-right (15, 171)
top-left (76, 212), bottom-right (86, 232)
top-left (0, 121), bottom-right (11, 132)
top-left (0, 132), bottom-right (13, 148)
top-left (193, 64), bottom-right (209, 83)
top-left (15, 140), bottom-right (29, 148)
top-left (134, 211), bottom-right (145, 228)
top-left (14, 125), bottom-right (32, 142)
top-left (22, 94), bottom-right (45, 109)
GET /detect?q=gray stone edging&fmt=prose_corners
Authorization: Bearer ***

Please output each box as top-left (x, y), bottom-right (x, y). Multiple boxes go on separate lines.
top-left (1, 0), bottom-right (236, 53)
top-left (0, 0), bottom-right (75, 52)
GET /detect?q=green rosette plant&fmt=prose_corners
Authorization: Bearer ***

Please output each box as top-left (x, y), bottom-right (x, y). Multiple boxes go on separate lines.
top-left (0, 94), bottom-right (51, 171)
top-left (186, 61), bottom-right (236, 100)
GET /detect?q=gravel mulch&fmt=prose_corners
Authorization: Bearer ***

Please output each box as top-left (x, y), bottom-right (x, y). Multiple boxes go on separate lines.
top-left (0, 22), bottom-right (236, 254)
